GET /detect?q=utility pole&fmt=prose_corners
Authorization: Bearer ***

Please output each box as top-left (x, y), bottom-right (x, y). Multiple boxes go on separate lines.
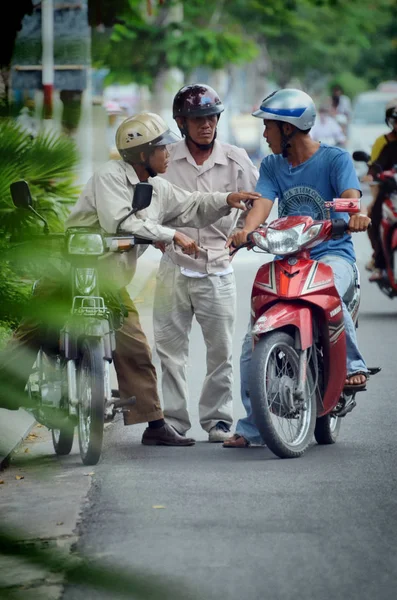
top-left (42, 0), bottom-right (54, 119)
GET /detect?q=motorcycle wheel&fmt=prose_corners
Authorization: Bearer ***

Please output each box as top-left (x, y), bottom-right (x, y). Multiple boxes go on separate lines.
top-left (77, 338), bottom-right (105, 466)
top-left (314, 413), bottom-right (341, 445)
top-left (249, 331), bottom-right (316, 459)
top-left (52, 422), bottom-right (74, 455)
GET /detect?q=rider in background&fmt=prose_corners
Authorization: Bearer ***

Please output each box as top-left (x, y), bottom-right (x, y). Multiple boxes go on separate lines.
top-left (364, 99), bottom-right (397, 279)
top-left (329, 84), bottom-right (352, 137)
top-left (223, 88), bottom-right (371, 449)
top-left (310, 105), bottom-right (346, 147)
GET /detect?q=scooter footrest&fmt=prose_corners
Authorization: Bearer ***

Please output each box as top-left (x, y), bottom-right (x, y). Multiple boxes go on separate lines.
top-left (332, 397), bottom-right (357, 418)
top-left (112, 396), bottom-right (136, 410)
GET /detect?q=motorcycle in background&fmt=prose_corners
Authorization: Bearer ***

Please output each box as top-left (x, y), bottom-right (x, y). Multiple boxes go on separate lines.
top-left (10, 180), bottom-right (153, 465)
top-left (232, 198), bottom-right (379, 459)
top-left (353, 150), bottom-right (397, 299)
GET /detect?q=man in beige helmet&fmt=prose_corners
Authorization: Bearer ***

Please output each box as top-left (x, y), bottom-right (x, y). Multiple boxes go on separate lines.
top-left (63, 112), bottom-right (261, 446)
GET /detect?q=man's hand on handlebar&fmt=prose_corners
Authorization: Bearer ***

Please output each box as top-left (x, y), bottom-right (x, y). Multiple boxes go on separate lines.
top-left (173, 231), bottom-right (200, 258)
top-left (348, 213), bottom-right (371, 233)
top-left (226, 191), bottom-right (262, 210)
top-left (225, 228), bottom-right (252, 252)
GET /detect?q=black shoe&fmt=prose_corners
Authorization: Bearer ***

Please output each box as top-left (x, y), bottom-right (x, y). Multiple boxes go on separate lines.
top-left (142, 423), bottom-right (195, 446)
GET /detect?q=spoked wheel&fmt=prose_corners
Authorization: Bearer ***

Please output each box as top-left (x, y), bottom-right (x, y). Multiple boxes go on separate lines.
top-left (77, 338), bottom-right (105, 466)
top-left (249, 331), bottom-right (317, 458)
top-left (314, 413), bottom-right (341, 445)
top-left (52, 419), bottom-right (74, 456)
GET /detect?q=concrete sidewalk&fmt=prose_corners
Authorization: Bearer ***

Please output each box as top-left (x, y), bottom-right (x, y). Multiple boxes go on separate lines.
top-left (0, 424), bottom-right (94, 599)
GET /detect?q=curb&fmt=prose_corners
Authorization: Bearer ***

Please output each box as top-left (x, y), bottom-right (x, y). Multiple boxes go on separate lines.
top-left (0, 409), bottom-right (36, 470)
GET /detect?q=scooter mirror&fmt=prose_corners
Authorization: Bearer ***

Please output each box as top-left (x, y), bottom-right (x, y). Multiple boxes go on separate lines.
top-left (10, 180), bottom-right (33, 209)
top-left (132, 182), bottom-right (153, 212)
top-left (352, 151), bottom-right (370, 163)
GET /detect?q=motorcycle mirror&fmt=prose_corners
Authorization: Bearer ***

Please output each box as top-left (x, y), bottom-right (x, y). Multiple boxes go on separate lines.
top-left (116, 183), bottom-right (153, 233)
top-left (132, 182), bottom-right (153, 212)
top-left (10, 180), bottom-right (33, 209)
top-left (352, 151), bottom-right (370, 163)
top-left (10, 179), bottom-right (49, 233)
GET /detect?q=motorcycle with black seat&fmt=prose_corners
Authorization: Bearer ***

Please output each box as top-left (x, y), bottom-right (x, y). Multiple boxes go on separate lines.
top-left (9, 180), bottom-right (153, 465)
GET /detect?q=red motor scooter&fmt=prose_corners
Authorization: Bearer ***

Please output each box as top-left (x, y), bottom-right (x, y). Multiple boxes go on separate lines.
top-left (234, 199), bottom-right (379, 459)
top-left (353, 150), bottom-right (397, 298)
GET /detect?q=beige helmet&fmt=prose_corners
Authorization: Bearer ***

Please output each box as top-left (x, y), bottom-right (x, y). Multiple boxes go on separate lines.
top-left (115, 112), bottom-right (180, 161)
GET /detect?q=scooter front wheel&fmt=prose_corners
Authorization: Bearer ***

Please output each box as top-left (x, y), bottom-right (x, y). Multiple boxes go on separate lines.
top-left (77, 338), bottom-right (105, 466)
top-left (249, 331), bottom-right (317, 458)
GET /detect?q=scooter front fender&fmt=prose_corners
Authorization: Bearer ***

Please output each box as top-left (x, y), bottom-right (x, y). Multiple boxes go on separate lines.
top-left (252, 301), bottom-right (313, 350)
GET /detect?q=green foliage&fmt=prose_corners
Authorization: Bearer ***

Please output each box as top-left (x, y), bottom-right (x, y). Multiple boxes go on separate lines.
top-left (254, 0), bottom-right (394, 89)
top-left (328, 72), bottom-right (370, 99)
top-left (92, 0), bottom-right (258, 88)
top-left (0, 119), bottom-right (80, 333)
top-left (91, 0), bottom-right (396, 92)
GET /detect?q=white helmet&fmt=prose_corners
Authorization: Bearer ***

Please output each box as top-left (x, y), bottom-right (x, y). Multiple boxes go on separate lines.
top-left (252, 88), bottom-right (316, 130)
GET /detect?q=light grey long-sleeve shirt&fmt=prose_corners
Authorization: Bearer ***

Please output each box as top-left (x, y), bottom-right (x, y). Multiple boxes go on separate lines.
top-left (160, 139), bottom-right (259, 274)
top-left (65, 160), bottom-right (231, 287)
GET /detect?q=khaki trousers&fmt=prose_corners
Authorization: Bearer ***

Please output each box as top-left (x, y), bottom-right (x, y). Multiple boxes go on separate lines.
top-left (153, 258), bottom-right (236, 434)
top-left (114, 290), bottom-right (163, 425)
top-left (0, 285), bottom-right (163, 425)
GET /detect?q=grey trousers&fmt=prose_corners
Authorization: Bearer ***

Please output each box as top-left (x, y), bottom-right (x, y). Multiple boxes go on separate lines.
top-left (153, 259), bottom-right (236, 434)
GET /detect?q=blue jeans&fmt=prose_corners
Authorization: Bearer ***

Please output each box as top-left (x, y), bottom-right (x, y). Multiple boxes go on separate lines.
top-left (235, 256), bottom-right (368, 444)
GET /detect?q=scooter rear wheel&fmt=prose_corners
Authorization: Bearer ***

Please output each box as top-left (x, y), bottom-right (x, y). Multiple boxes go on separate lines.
top-left (249, 331), bottom-right (317, 458)
top-left (52, 422), bottom-right (74, 455)
top-left (314, 413), bottom-right (341, 445)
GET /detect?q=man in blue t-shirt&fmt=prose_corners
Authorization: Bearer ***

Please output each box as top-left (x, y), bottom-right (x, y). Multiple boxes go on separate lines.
top-left (223, 88), bottom-right (371, 449)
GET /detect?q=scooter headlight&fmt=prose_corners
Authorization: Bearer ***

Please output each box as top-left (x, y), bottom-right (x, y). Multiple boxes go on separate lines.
top-left (252, 223), bottom-right (322, 255)
top-left (67, 232), bottom-right (104, 256)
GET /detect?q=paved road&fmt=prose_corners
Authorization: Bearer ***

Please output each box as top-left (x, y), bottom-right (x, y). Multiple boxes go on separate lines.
top-left (62, 190), bottom-right (397, 600)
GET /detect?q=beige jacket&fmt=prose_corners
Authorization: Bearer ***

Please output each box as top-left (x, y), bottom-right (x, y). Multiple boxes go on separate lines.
top-left (65, 160), bottom-right (231, 288)
top-left (160, 140), bottom-right (259, 274)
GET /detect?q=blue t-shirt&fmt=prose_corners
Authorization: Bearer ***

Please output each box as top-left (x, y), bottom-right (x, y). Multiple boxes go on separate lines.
top-left (255, 144), bottom-right (361, 263)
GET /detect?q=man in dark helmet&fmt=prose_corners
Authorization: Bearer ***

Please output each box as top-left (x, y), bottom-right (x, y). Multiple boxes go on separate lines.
top-left (153, 83), bottom-right (260, 443)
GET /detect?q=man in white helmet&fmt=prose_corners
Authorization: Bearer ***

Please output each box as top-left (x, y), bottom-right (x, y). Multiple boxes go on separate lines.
top-left (153, 84), bottom-right (259, 443)
top-left (222, 89), bottom-right (371, 448)
top-left (64, 112), bottom-right (259, 446)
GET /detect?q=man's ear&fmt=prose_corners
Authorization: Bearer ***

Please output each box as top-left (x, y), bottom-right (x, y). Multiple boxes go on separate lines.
top-left (282, 122), bottom-right (294, 136)
top-left (139, 150), bottom-right (147, 163)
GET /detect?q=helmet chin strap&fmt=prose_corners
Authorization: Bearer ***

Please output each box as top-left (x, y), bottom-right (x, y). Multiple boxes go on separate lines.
top-left (277, 122), bottom-right (297, 158)
top-left (143, 161), bottom-right (157, 178)
top-left (140, 150), bottom-right (157, 178)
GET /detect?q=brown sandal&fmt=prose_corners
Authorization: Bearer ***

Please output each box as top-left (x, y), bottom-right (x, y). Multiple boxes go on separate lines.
top-left (223, 434), bottom-right (251, 448)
